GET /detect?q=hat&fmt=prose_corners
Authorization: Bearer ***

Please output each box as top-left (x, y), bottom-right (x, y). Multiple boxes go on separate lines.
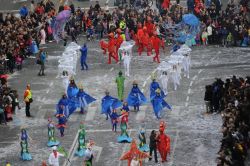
top-left (133, 80), bottom-right (137, 85)
top-left (70, 76), bottom-right (74, 81)
top-left (155, 88), bottom-right (161, 94)
top-left (119, 71), bottom-right (122, 75)
top-left (78, 84), bottom-right (83, 89)
top-left (52, 146), bottom-right (57, 151)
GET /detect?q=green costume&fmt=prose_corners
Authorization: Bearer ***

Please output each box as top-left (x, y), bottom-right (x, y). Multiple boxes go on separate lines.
top-left (75, 124), bottom-right (86, 157)
top-left (47, 123), bottom-right (60, 147)
top-left (116, 72), bottom-right (125, 100)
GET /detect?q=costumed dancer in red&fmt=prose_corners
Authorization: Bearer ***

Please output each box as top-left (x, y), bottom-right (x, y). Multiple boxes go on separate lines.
top-left (144, 16), bottom-right (155, 37)
top-left (162, 0), bottom-right (171, 10)
top-left (157, 121), bottom-right (170, 163)
top-left (151, 33), bottom-right (165, 63)
top-left (137, 26), bottom-right (151, 56)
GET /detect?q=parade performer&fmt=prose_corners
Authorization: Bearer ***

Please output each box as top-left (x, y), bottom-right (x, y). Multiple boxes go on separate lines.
top-left (67, 77), bottom-right (79, 116)
top-left (77, 85), bottom-right (96, 114)
top-left (48, 146), bottom-right (65, 166)
top-left (138, 128), bottom-right (149, 152)
top-left (116, 29), bottom-right (125, 55)
top-left (75, 123), bottom-right (86, 157)
top-left (61, 71), bottom-right (69, 94)
top-left (170, 65), bottom-right (180, 91)
top-left (182, 53), bottom-right (191, 79)
top-left (20, 129), bottom-right (32, 161)
top-left (157, 121), bottom-right (171, 163)
top-left (162, 0), bottom-right (171, 10)
top-left (56, 107), bottom-right (67, 137)
top-left (110, 109), bottom-right (120, 132)
top-left (101, 90), bottom-right (122, 120)
top-left (120, 139), bottom-right (150, 166)
top-left (116, 71), bottom-right (125, 101)
top-left (127, 81), bottom-right (147, 111)
top-left (117, 110), bottom-right (132, 143)
top-left (122, 101), bottom-right (130, 113)
top-left (151, 89), bottom-right (171, 119)
top-left (80, 44), bottom-right (88, 70)
top-left (151, 34), bottom-right (165, 63)
top-left (137, 26), bottom-right (151, 56)
top-left (47, 118), bottom-right (60, 147)
top-left (84, 141), bottom-right (95, 166)
top-left (122, 50), bottom-right (131, 77)
top-left (56, 93), bottom-right (69, 117)
top-left (150, 77), bottom-right (165, 100)
top-left (144, 16), bottom-right (155, 36)
top-left (160, 71), bottom-right (169, 95)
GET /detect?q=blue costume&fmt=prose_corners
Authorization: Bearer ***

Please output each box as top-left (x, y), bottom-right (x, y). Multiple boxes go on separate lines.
top-left (56, 108), bottom-right (67, 137)
top-left (138, 129), bottom-right (149, 152)
top-left (110, 110), bottom-right (120, 132)
top-left (47, 121), bottom-right (60, 147)
top-left (101, 93), bottom-right (122, 120)
top-left (30, 41), bottom-right (38, 54)
top-left (67, 81), bottom-right (80, 116)
top-left (20, 129), bottom-right (32, 161)
top-left (151, 91), bottom-right (171, 119)
top-left (150, 80), bottom-right (165, 100)
top-left (122, 103), bottom-right (130, 112)
top-left (77, 89), bottom-right (96, 113)
top-left (19, 6), bottom-right (28, 17)
top-left (56, 95), bottom-right (69, 117)
top-left (127, 83), bottom-right (147, 111)
top-left (80, 44), bottom-right (88, 70)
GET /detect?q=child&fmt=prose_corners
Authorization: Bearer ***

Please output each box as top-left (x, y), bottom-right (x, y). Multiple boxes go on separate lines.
top-left (201, 30), bottom-right (208, 45)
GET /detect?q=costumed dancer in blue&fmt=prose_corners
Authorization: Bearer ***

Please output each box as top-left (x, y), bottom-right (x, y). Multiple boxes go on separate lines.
top-left (80, 44), bottom-right (89, 70)
top-left (122, 101), bottom-right (130, 113)
top-left (56, 107), bottom-right (67, 137)
top-left (75, 123), bottom-right (87, 157)
top-left (56, 93), bottom-right (69, 117)
top-left (101, 90), bottom-right (122, 120)
top-left (67, 77), bottom-right (80, 116)
top-left (138, 127), bottom-right (149, 152)
top-left (127, 81), bottom-right (147, 111)
top-left (20, 128), bottom-right (32, 161)
top-left (151, 89), bottom-right (172, 119)
top-left (150, 77), bottom-right (165, 100)
top-left (110, 109), bottom-right (120, 132)
top-left (117, 110), bottom-right (132, 143)
top-left (77, 84), bottom-right (96, 114)
top-left (47, 118), bottom-right (60, 147)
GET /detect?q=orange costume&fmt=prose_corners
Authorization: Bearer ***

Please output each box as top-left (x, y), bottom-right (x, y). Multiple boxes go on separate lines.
top-left (157, 121), bottom-right (170, 162)
top-left (151, 34), bottom-right (165, 63)
top-left (120, 139), bottom-right (150, 166)
top-left (137, 26), bottom-right (151, 56)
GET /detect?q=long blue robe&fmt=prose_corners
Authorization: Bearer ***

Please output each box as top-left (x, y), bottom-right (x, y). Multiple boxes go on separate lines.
top-left (150, 81), bottom-right (165, 100)
top-left (127, 86), bottom-right (147, 107)
top-left (56, 98), bottom-right (69, 117)
top-left (151, 94), bottom-right (171, 119)
top-left (67, 85), bottom-right (80, 116)
top-left (77, 90), bottom-right (96, 109)
top-left (101, 95), bottom-right (122, 115)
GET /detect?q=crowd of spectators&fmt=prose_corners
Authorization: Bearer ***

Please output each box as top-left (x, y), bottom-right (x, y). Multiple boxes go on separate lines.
top-left (205, 76), bottom-right (250, 165)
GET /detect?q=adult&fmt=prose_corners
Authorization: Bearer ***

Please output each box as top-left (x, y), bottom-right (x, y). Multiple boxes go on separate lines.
top-left (38, 49), bottom-right (47, 76)
top-left (149, 130), bottom-right (158, 163)
top-left (48, 146), bottom-right (64, 166)
top-left (23, 84), bottom-right (32, 117)
top-left (116, 71), bottom-right (125, 101)
top-left (80, 44), bottom-right (88, 70)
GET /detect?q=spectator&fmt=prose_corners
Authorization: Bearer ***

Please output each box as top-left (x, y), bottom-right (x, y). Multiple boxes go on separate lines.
top-left (23, 84), bottom-right (32, 117)
top-left (37, 48), bottom-right (47, 76)
top-left (149, 130), bottom-right (158, 163)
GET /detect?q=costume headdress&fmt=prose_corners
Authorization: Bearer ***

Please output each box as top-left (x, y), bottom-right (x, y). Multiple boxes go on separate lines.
top-left (133, 80), bottom-right (138, 85)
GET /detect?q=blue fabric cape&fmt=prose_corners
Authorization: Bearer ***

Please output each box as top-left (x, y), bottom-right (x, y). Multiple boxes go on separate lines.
top-left (127, 87), bottom-right (147, 106)
top-left (150, 81), bottom-right (166, 100)
top-left (151, 95), bottom-right (171, 118)
top-left (77, 90), bottom-right (96, 108)
top-left (101, 95), bottom-right (122, 115)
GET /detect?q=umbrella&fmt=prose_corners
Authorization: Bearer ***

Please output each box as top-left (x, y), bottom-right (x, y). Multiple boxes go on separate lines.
top-left (56, 10), bottom-right (71, 21)
top-left (182, 14), bottom-right (199, 27)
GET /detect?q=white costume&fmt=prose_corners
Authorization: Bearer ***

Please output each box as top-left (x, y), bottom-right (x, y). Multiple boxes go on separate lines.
top-left (48, 147), bottom-right (64, 166)
top-left (122, 51), bottom-right (131, 77)
top-left (170, 65), bottom-right (180, 91)
top-left (160, 71), bottom-right (169, 95)
top-left (40, 29), bottom-right (46, 45)
top-left (182, 54), bottom-right (191, 78)
top-left (131, 159), bottom-right (140, 166)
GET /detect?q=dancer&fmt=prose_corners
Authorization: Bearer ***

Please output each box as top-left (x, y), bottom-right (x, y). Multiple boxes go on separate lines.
top-left (137, 26), bottom-right (151, 56)
top-left (77, 85), bottom-right (96, 114)
top-left (67, 77), bottom-right (79, 116)
top-left (117, 110), bottom-right (132, 143)
top-left (120, 139), bottom-right (150, 166)
top-left (160, 71), bottom-right (169, 95)
top-left (157, 121), bottom-right (170, 163)
top-left (110, 109), bottom-right (120, 132)
top-left (182, 53), bottom-right (191, 78)
top-left (56, 107), bottom-right (67, 137)
top-left (48, 146), bottom-right (65, 166)
top-left (170, 65), bottom-right (180, 91)
top-left (122, 101), bottom-right (130, 113)
top-left (56, 94), bottom-right (69, 117)
top-left (151, 34), bottom-right (165, 63)
top-left (80, 44), bottom-right (88, 70)
top-left (138, 127), bottom-right (149, 152)
top-left (150, 77), bottom-right (165, 100)
top-left (101, 90), bottom-right (122, 120)
top-left (20, 129), bottom-right (32, 161)
top-left (75, 123), bottom-right (86, 157)
top-left (84, 141), bottom-right (95, 166)
top-left (122, 50), bottom-right (131, 77)
top-left (151, 89), bottom-right (171, 119)
top-left (47, 118), bottom-right (60, 147)
top-left (116, 71), bottom-right (125, 101)
top-left (61, 71), bottom-right (70, 94)
top-left (127, 81), bottom-right (147, 111)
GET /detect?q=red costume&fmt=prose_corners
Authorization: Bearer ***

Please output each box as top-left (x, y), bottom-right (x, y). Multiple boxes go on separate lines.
top-left (144, 16), bottom-right (155, 36)
top-left (157, 121), bottom-right (170, 162)
top-left (120, 139), bottom-right (149, 166)
top-left (151, 34), bottom-right (165, 63)
top-left (137, 26), bottom-right (151, 56)
top-left (194, 0), bottom-right (205, 15)
top-left (162, 0), bottom-right (171, 10)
